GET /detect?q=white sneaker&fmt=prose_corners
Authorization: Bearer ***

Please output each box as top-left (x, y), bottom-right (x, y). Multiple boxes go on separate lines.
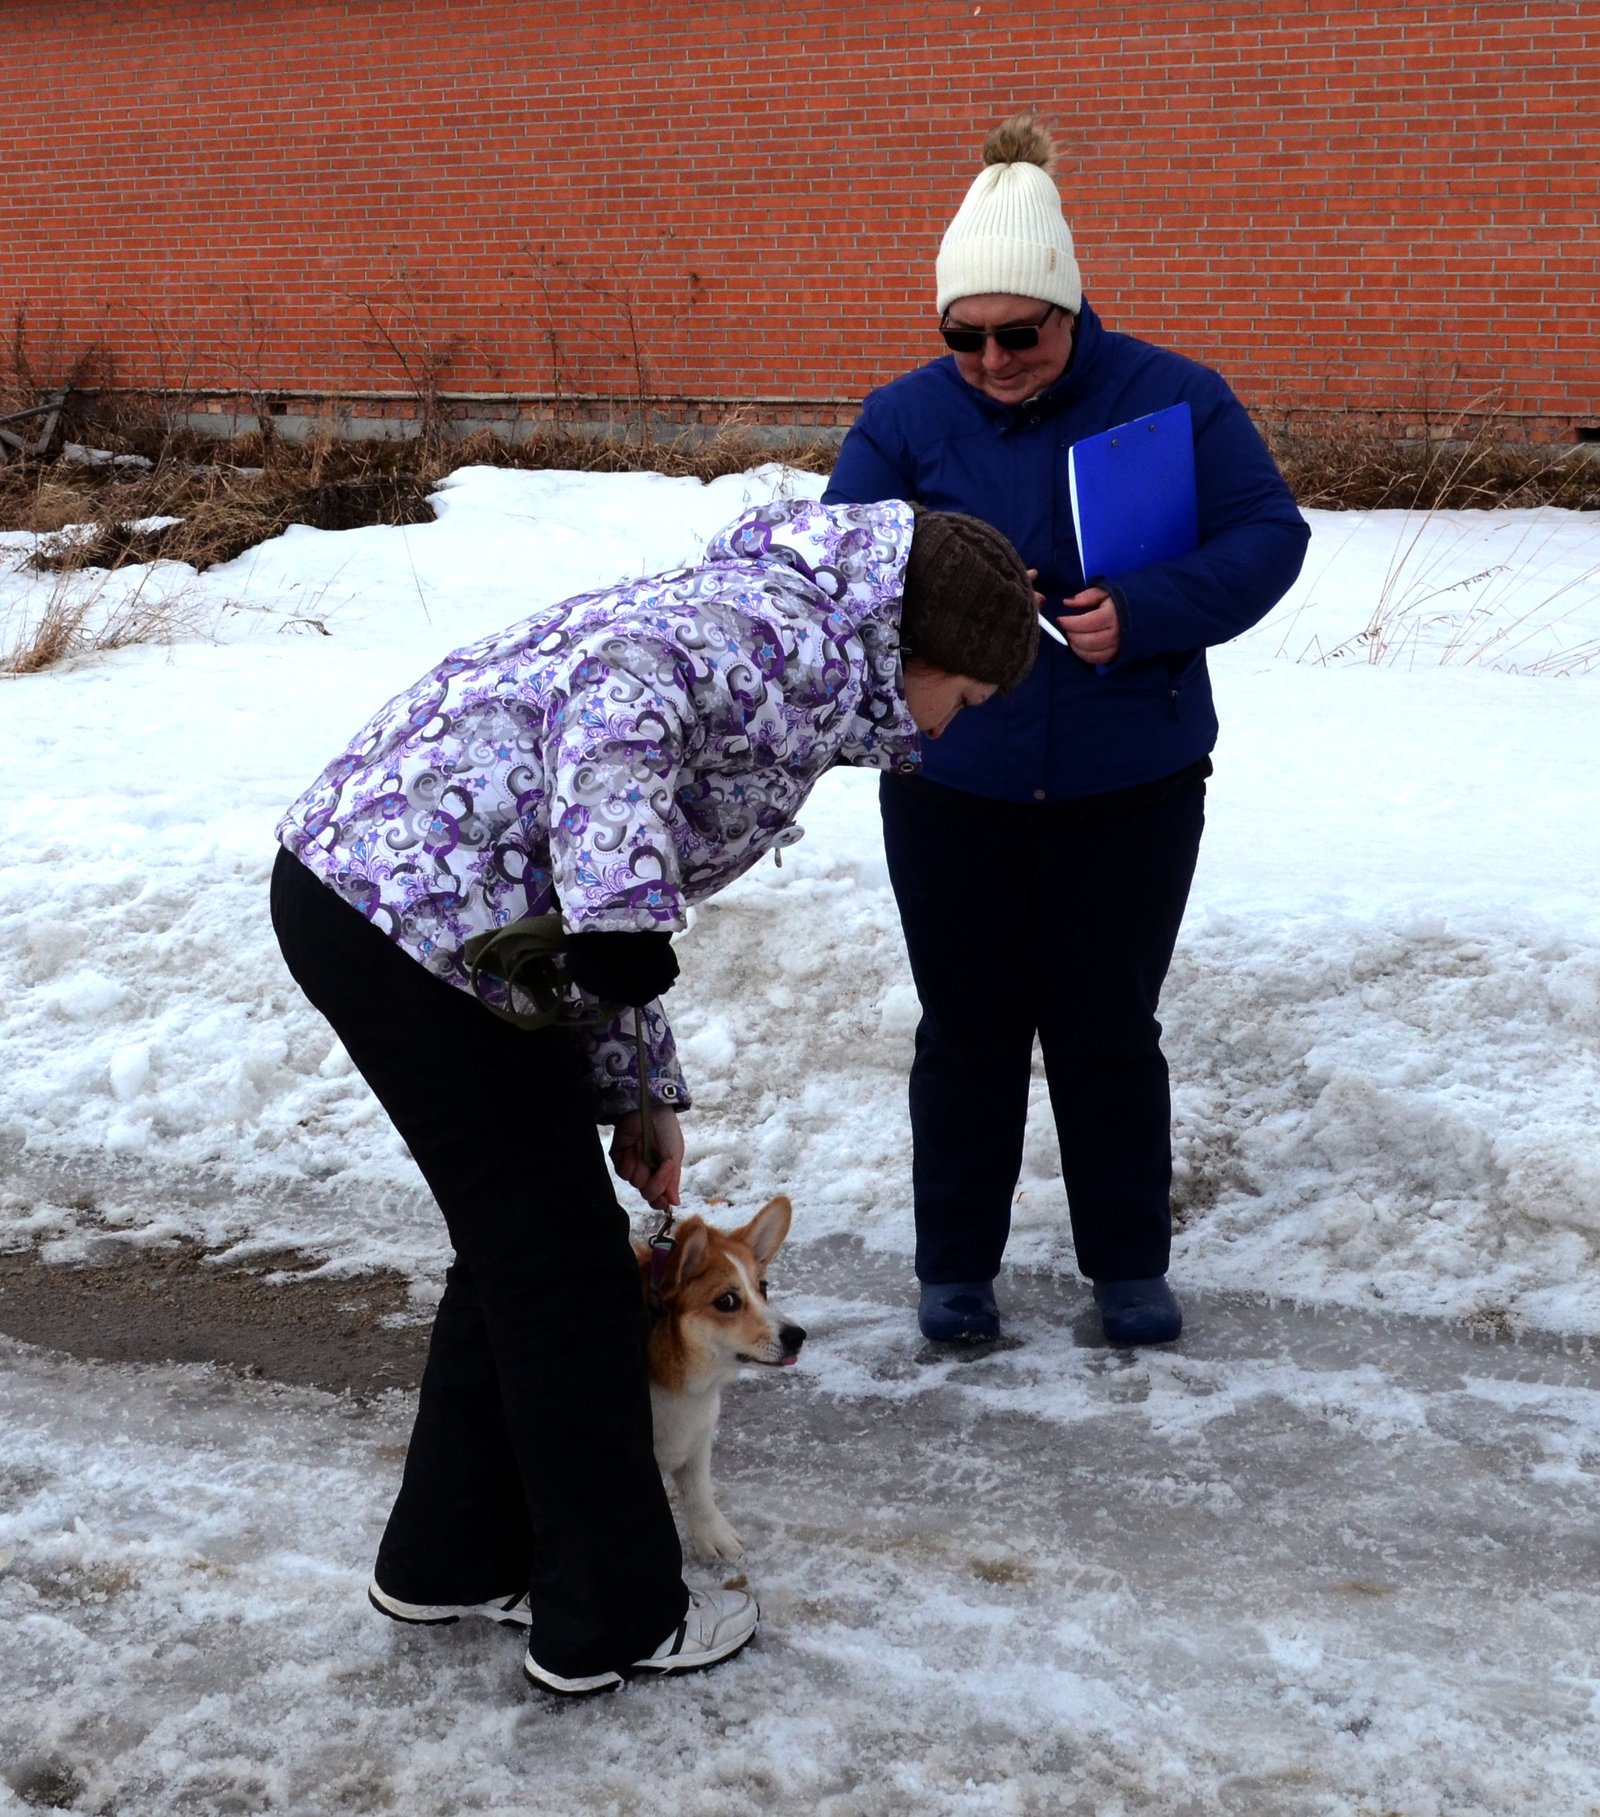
top-left (368, 1576), bottom-right (531, 1628)
top-left (629, 1587), bottom-right (759, 1677)
top-left (521, 1588), bottom-right (759, 1698)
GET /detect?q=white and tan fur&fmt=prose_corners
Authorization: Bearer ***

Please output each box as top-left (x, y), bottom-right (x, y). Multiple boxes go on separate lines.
top-left (634, 1195), bottom-right (805, 1561)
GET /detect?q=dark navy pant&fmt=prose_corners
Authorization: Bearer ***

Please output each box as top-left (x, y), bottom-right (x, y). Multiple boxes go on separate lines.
top-left (879, 766), bottom-right (1206, 1287)
top-left (270, 847), bottom-right (686, 1680)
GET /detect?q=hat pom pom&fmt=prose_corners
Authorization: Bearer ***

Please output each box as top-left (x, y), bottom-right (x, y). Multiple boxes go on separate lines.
top-left (982, 112), bottom-right (1055, 171)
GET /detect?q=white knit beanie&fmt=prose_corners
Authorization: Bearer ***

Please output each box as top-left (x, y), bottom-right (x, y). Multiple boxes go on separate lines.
top-left (935, 114), bottom-right (1083, 316)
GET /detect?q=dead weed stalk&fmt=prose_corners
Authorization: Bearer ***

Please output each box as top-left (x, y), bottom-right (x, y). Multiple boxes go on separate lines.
top-left (2, 559), bottom-right (203, 677)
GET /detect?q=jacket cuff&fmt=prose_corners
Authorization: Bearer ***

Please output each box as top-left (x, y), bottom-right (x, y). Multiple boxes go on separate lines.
top-left (582, 1001), bottom-right (692, 1122)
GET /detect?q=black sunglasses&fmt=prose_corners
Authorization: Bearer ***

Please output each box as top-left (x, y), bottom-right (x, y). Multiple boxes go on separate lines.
top-left (939, 305), bottom-right (1060, 354)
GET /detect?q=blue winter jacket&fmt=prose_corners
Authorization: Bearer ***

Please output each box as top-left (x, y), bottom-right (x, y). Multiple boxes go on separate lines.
top-left (822, 300), bottom-right (1310, 801)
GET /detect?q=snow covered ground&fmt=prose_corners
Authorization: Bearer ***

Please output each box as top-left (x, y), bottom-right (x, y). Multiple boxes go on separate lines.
top-left (5, 1272), bottom-right (1600, 1817)
top-left (2, 465), bottom-right (1599, 1812)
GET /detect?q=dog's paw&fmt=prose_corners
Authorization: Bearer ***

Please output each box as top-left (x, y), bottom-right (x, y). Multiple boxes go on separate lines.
top-left (690, 1515), bottom-right (746, 1562)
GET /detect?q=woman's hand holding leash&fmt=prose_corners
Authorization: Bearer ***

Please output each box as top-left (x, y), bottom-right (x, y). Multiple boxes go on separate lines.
top-left (611, 1106), bottom-right (683, 1211)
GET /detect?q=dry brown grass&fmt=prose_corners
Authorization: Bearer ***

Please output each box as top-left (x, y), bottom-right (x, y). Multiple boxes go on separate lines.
top-left (27, 471), bottom-right (440, 573)
top-left (0, 416), bottom-right (842, 578)
top-left (0, 412), bottom-right (842, 675)
top-left (13, 476), bottom-right (97, 533)
top-left (446, 422), bottom-right (839, 484)
top-left (1, 396), bottom-right (1591, 640)
top-left (1266, 417), bottom-right (1600, 513)
top-left (2, 560), bottom-right (205, 676)
top-left (4, 581), bottom-right (83, 673)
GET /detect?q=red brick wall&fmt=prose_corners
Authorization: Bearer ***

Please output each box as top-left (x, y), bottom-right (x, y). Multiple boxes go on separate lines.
top-left (3, 0), bottom-right (1596, 438)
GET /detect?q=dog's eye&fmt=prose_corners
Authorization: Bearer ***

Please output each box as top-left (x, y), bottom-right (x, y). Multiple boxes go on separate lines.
top-left (713, 1291), bottom-right (741, 1313)
top-left (758, 1279), bottom-right (770, 1300)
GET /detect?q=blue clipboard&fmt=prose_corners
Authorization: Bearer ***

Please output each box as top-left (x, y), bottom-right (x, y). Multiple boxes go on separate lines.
top-left (1067, 402), bottom-right (1198, 583)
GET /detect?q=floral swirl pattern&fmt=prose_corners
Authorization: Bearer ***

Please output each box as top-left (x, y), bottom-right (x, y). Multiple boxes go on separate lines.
top-left (278, 498), bottom-right (921, 1119)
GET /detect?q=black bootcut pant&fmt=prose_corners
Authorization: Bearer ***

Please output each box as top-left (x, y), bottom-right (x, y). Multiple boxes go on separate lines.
top-left (270, 848), bottom-right (687, 1679)
top-left (879, 766), bottom-right (1206, 1288)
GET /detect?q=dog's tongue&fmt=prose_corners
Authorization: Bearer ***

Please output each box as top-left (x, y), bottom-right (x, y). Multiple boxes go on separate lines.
top-left (779, 1355), bottom-right (799, 1368)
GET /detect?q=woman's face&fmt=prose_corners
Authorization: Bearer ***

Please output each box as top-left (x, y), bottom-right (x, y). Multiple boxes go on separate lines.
top-left (902, 658), bottom-right (998, 739)
top-left (942, 293), bottom-right (1076, 406)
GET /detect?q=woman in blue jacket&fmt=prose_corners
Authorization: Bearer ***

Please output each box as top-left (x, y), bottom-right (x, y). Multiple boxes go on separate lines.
top-left (824, 114), bottom-right (1310, 1347)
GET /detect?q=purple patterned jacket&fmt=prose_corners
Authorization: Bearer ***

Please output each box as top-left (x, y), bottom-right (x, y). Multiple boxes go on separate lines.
top-left (277, 498), bottom-right (922, 1118)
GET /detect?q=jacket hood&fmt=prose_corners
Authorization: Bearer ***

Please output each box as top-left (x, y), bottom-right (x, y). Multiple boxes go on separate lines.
top-left (705, 495), bottom-right (916, 616)
top-left (704, 496), bottom-right (920, 762)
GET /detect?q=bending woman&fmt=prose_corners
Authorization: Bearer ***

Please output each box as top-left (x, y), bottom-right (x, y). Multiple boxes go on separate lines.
top-left (271, 496), bottom-right (1038, 1697)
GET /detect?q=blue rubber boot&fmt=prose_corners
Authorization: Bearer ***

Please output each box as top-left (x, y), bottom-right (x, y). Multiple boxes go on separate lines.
top-left (1094, 1277), bottom-right (1183, 1346)
top-left (918, 1280), bottom-right (1000, 1343)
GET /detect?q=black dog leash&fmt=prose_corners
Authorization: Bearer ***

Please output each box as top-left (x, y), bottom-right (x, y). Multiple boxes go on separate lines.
top-left (463, 915), bottom-right (663, 1177)
top-left (629, 1010), bottom-right (676, 1309)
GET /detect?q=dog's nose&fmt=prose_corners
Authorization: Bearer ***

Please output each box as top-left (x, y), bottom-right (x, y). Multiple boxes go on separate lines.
top-left (780, 1323), bottom-right (806, 1355)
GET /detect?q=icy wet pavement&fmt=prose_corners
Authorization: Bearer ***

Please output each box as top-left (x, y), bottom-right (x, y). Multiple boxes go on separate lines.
top-left (2, 1234), bottom-right (1598, 1816)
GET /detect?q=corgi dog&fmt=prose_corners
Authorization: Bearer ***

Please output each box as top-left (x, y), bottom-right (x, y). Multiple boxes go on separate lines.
top-left (635, 1195), bottom-right (806, 1562)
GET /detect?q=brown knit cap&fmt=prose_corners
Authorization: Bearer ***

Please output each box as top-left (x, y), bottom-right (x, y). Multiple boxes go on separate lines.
top-left (900, 509), bottom-right (1040, 691)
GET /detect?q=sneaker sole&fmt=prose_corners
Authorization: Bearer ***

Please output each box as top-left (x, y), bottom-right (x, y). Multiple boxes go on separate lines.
top-left (522, 1658), bottom-right (625, 1697)
top-left (368, 1581), bottom-right (530, 1629)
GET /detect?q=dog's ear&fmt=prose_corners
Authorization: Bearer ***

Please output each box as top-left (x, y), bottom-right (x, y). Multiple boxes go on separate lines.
top-left (736, 1195), bottom-right (792, 1268)
top-left (663, 1217), bottom-right (708, 1289)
